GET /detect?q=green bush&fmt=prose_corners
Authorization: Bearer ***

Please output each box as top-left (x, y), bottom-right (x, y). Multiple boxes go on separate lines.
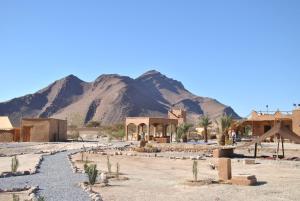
top-left (85, 164), bottom-right (98, 185)
top-left (37, 196), bottom-right (46, 201)
top-left (86, 121), bottom-right (101, 128)
top-left (192, 160), bottom-right (198, 182)
top-left (11, 156), bottom-right (19, 173)
top-left (12, 194), bottom-right (20, 201)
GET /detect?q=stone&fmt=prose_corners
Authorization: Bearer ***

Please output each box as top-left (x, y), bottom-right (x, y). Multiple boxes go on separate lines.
top-left (100, 173), bottom-right (108, 184)
top-left (190, 156), bottom-right (197, 160)
top-left (218, 158), bottom-right (232, 181)
top-left (23, 171), bottom-right (30, 175)
top-left (243, 159), bottom-right (256, 165)
top-left (231, 175), bottom-right (257, 186)
top-left (213, 148), bottom-right (234, 158)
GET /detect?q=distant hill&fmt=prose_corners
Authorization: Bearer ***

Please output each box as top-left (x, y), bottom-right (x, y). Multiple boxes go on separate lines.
top-left (0, 70), bottom-right (240, 126)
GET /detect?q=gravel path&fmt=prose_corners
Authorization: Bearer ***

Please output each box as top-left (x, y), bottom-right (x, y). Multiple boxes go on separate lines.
top-left (0, 151), bottom-right (91, 201)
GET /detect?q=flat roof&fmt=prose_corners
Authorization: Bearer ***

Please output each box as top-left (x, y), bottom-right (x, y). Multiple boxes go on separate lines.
top-left (22, 118), bottom-right (66, 121)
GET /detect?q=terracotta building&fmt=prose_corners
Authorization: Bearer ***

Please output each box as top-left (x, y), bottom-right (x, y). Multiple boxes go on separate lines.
top-left (241, 108), bottom-right (300, 137)
top-left (21, 118), bottom-right (67, 142)
top-left (125, 108), bottom-right (186, 142)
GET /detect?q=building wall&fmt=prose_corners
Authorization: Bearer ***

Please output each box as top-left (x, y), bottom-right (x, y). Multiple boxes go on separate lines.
top-left (251, 120), bottom-right (292, 136)
top-left (292, 109), bottom-right (300, 136)
top-left (49, 119), bottom-right (67, 141)
top-left (21, 119), bottom-right (67, 142)
top-left (168, 109), bottom-right (186, 124)
top-left (0, 131), bottom-right (13, 142)
top-left (22, 120), bottom-right (50, 142)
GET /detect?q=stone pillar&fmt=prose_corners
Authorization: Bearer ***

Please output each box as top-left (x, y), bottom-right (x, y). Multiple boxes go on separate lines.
top-left (162, 125), bottom-right (167, 137)
top-left (147, 124), bottom-right (151, 141)
top-left (137, 126), bottom-right (140, 141)
top-left (218, 158), bottom-right (232, 181)
top-left (125, 125), bottom-right (128, 141)
top-left (153, 125), bottom-right (157, 137)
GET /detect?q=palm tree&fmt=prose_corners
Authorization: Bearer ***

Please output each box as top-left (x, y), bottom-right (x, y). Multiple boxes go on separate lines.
top-left (176, 123), bottom-right (193, 142)
top-left (199, 115), bottom-right (212, 143)
top-left (218, 114), bottom-right (233, 145)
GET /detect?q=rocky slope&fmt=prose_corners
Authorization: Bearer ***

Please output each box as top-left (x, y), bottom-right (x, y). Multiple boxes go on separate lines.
top-left (0, 70), bottom-right (240, 126)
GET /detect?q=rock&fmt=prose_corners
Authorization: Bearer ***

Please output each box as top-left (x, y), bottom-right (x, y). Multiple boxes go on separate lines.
top-left (243, 159), bottom-right (256, 165)
top-left (24, 171), bottom-right (30, 175)
top-left (190, 156), bottom-right (197, 160)
top-left (29, 193), bottom-right (35, 200)
top-left (100, 173), bottom-right (108, 184)
top-left (196, 155), bottom-right (204, 160)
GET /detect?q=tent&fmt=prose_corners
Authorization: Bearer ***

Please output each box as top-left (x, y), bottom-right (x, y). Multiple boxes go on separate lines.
top-left (238, 122), bottom-right (300, 158)
top-left (0, 116), bottom-right (13, 130)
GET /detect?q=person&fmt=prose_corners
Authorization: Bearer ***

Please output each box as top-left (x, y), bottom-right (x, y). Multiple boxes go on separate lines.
top-left (231, 130), bottom-right (237, 145)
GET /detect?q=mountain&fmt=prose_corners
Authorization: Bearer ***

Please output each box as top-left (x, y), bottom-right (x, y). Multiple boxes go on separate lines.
top-left (0, 70), bottom-right (240, 126)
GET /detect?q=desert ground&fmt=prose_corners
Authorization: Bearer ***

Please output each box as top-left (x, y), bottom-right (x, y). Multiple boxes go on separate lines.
top-left (0, 140), bottom-right (300, 201)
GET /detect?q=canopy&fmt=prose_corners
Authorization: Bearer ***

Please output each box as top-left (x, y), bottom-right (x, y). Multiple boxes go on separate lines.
top-left (0, 116), bottom-right (13, 130)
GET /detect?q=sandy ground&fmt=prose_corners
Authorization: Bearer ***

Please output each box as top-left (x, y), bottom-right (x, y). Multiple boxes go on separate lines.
top-left (73, 152), bottom-right (300, 201)
top-left (0, 142), bottom-right (101, 156)
top-left (1, 141), bottom-right (300, 201)
top-left (0, 154), bottom-right (42, 174)
top-left (0, 190), bottom-right (30, 201)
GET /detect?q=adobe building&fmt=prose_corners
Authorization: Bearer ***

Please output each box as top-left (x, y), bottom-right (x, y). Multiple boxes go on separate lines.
top-left (21, 118), bottom-right (67, 142)
top-left (241, 108), bottom-right (300, 137)
top-left (0, 116), bottom-right (20, 142)
top-left (125, 108), bottom-right (186, 142)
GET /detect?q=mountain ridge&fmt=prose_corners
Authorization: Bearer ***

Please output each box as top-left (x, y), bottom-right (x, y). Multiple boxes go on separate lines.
top-left (0, 70), bottom-right (240, 126)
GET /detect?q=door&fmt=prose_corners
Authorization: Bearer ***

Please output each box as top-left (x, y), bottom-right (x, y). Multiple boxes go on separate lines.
top-left (22, 126), bottom-right (31, 142)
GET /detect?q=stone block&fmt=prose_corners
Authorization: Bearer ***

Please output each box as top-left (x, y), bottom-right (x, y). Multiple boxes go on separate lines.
top-left (243, 159), bottom-right (256, 165)
top-left (218, 158), bottom-right (232, 181)
top-left (231, 175), bottom-right (257, 186)
top-left (213, 148), bottom-right (234, 158)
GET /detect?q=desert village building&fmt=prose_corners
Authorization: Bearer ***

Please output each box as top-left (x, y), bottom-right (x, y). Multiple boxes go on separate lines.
top-left (125, 108), bottom-right (186, 142)
top-left (240, 108), bottom-right (300, 137)
top-left (21, 118), bottom-right (67, 142)
top-left (0, 117), bottom-right (67, 142)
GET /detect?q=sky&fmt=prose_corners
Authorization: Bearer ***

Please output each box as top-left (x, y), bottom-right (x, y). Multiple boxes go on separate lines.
top-left (0, 0), bottom-right (299, 117)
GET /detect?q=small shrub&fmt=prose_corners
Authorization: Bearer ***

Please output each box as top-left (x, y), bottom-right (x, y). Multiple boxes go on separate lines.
top-left (37, 196), bottom-right (46, 201)
top-left (85, 164), bottom-right (98, 185)
top-left (11, 156), bottom-right (19, 173)
top-left (84, 161), bottom-right (89, 173)
top-left (81, 152), bottom-right (84, 162)
top-left (192, 160), bottom-right (198, 182)
top-left (86, 121), bottom-right (101, 128)
top-left (225, 138), bottom-right (233, 145)
top-left (116, 162), bottom-right (120, 179)
top-left (107, 156), bottom-right (112, 173)
top-left (12, 194), bottom-right (20, 201)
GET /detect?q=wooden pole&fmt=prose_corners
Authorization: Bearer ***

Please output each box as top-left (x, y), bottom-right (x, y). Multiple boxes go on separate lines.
top-left (254, 143), bottom-right (257, 158)
top-left (276, 137), bottom-right (280, 160)
top-left (281, 137), bottom-right (285, 158)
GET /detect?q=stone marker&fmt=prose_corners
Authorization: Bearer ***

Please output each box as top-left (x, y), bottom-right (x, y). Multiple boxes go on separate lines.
top-left (218, 158), bottom-right (232, 181)
top-left (231, 175), bottom-right (257, 186)
top-left (213, 148), bottom-right (234, 158)
top-left (243, 159), bottom-right (256, 165)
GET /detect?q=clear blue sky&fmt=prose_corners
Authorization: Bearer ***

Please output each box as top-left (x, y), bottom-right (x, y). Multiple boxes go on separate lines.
top-left (1, 0), bottom-right (299, 117)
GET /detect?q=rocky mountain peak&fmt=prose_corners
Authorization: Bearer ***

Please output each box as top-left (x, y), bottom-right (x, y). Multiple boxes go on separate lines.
top-left (0, 70), bottom-right (240, 126)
